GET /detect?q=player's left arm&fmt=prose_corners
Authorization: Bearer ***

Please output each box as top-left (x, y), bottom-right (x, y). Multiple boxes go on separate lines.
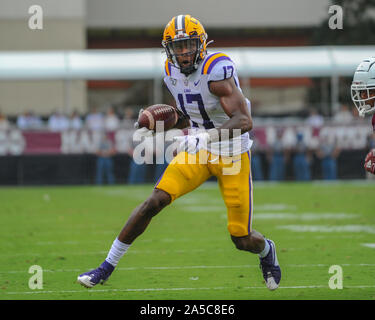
top-left (208, 77), bottom-right (252, 140)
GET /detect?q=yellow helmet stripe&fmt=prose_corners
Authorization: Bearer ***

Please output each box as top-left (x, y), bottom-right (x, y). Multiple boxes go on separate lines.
top-left (164, 59), bottom-right (171, 76)
top-left (202, 53), bottom-right (230, 75)
top-left (170, 16), bottom-right (177, 39)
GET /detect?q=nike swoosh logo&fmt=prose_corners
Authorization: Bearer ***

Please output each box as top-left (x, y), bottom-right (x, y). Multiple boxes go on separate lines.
top-left (194, 80), bottom-right (200, 86)
top-left (232, 159), bottom-right (241, 163)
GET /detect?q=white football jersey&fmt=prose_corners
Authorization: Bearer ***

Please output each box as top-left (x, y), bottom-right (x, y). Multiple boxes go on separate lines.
top-left (163, 51), bottom-right (253, 156)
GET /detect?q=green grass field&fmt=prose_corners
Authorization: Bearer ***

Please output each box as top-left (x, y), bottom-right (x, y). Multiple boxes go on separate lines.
top-left (1, 181), bottom-right (375, 300)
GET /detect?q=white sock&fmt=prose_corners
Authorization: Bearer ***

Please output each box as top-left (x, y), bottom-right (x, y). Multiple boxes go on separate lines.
top-left (105, 238), bottom-right (131, 267)
top-left (258, 239), bottom-right (270, 258)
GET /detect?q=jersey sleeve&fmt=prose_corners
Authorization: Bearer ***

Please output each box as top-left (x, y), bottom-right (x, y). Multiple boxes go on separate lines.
top-left (201, 52), bottom-right (236, 82)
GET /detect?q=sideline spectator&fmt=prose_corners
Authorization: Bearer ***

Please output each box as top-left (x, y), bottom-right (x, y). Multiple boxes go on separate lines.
top-left (96, 132), bottom-right (116, 185)
top-left (69, 110), bottom-right (83, 130)
top-left (104, 107), bottom-right (120, 131)
top-left (17, 111), bottom-right (29, 130)
top-left (267, 128), bottom-right (286, 181)
top-left (250, 135), bottom-right (264, 181)
top-left (332, 104), bottom-right (353, 124)
top-left (122, 107), bottom-right (135, 129)
top-left (17, 111), bottom-right (43, 130)
top-left (316, 136), bottom-right (340, 180)
top-left (293, 132), bottom-right (311, 181)
top-left (86, 108), bottom-right (104, 131)
top-left (0, 112), bottom-right (10, 130)
top-left (305, 108), bottom-right (324, 128)
top-left (126, 108), bottom-right (147, 184)
top-left (48, 111), bottom-right (70, 132)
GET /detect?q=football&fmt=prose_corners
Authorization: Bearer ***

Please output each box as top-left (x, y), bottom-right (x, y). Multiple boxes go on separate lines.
top-left (137, 104), bottom-right (178, 131)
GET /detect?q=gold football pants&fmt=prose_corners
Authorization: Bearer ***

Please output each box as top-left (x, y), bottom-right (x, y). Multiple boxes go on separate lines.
top-left (155, 150), bottom-right (253, 237)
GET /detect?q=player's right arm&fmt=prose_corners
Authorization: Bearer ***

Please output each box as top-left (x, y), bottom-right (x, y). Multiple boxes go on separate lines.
top-left (209, 77), bottom-right (253, 138)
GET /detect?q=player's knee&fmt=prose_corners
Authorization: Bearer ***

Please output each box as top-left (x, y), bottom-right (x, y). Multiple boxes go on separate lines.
top-left (141, 189), bottom-right (171, 218)
top-left (228, 223), bottom-right (248, 238)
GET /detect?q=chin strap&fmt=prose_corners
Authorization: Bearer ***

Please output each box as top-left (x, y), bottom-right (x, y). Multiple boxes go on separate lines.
top-left (206, 40), bottom-right (214, 48)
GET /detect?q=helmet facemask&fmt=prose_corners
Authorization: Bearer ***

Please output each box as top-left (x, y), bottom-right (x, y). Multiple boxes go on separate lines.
top-left (351, 82), bottom-right (375, 117)
top-left (163, 37), bottom-right (203, 76)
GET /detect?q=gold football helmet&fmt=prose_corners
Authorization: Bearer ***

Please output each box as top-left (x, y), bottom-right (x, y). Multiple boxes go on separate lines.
top-left (162, 14), bottom-right (208, 75)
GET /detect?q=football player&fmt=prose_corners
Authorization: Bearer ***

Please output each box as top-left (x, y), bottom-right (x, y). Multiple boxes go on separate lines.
top-left (77, 15), bottom-right (281, 290)
top-left (351, 57), bottom-right (375, 175)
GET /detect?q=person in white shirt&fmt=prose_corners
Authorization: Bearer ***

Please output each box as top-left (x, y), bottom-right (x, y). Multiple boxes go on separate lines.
top-left (69, 111), bottom-right (83, 130)
top-left (104, 107), bottom-right (119, 131)
top-left (0, 112), bottom-right (10, 130)
top-left (85, 108), bottom-right (104, 131)
top-left (332, 104), bottom-right (353, 124)
top-left (17, 111), bottom-right (43, 130)
top-left (48, 111), bottom-right (70, 132)
top-left (305, 108), bottom-right (324, 128)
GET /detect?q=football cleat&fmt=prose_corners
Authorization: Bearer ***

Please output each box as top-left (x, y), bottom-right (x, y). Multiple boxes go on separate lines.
top-left (259, 239), bottom-right (281, 291)
top-left (77, 260), bottom-right (115, 288)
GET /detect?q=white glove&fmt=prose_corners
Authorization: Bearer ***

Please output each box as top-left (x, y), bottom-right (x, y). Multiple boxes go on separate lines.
top-left (174, 132), bottom-right (210, 154)
top-left (135, 127), bottom-right (154, 137)
top-left (134, 108), bottom-right (153, 136)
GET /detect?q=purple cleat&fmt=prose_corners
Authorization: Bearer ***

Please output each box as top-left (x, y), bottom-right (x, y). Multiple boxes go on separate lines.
top-left (77, 260), bottom-right (115, 288)
top-left (259, 239), bottom-right (281, 290)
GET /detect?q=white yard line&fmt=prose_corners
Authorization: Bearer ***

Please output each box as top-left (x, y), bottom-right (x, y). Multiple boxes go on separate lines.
top-left (1, 263), bottom-right (375, 274)
top-left (255, 213), bottom-right (359, 220)
top-left (254, 204), bottom-right (297, 211)
top-left (278, 225), bottom-right (375, 234)
top-left (4, 284), bottom-right (375, 295)
top-left (361, 243), bottom-right (375, 249)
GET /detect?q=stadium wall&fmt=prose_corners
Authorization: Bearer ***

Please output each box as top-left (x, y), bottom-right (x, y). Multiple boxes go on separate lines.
top-left (0, 0), bottom-right (87, 116)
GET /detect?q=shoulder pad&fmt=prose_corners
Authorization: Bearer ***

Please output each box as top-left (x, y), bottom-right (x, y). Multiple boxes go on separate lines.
top-left (201, 52), bottom-right (235, 81)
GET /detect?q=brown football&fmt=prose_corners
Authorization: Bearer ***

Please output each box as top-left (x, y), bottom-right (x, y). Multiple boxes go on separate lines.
top-left (138, 104), bottom-right (178, 131)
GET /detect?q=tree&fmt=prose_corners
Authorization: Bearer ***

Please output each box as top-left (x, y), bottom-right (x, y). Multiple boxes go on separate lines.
top-left (312, 0), bottom-right (375, 45)
top-left (308, 0), bottom-right (375, 115)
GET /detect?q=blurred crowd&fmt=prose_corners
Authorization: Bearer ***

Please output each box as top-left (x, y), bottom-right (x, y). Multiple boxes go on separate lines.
top-left (0, 103), bottom-right (362, 132)
top-left (0, 103), bottom-right (373, 183)
top-left (250, 103), bottom-right (375, 182)
top-left (0, 106), bottom-right (136, 132)
top-left (251, 129), bottom-right (342, 182)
